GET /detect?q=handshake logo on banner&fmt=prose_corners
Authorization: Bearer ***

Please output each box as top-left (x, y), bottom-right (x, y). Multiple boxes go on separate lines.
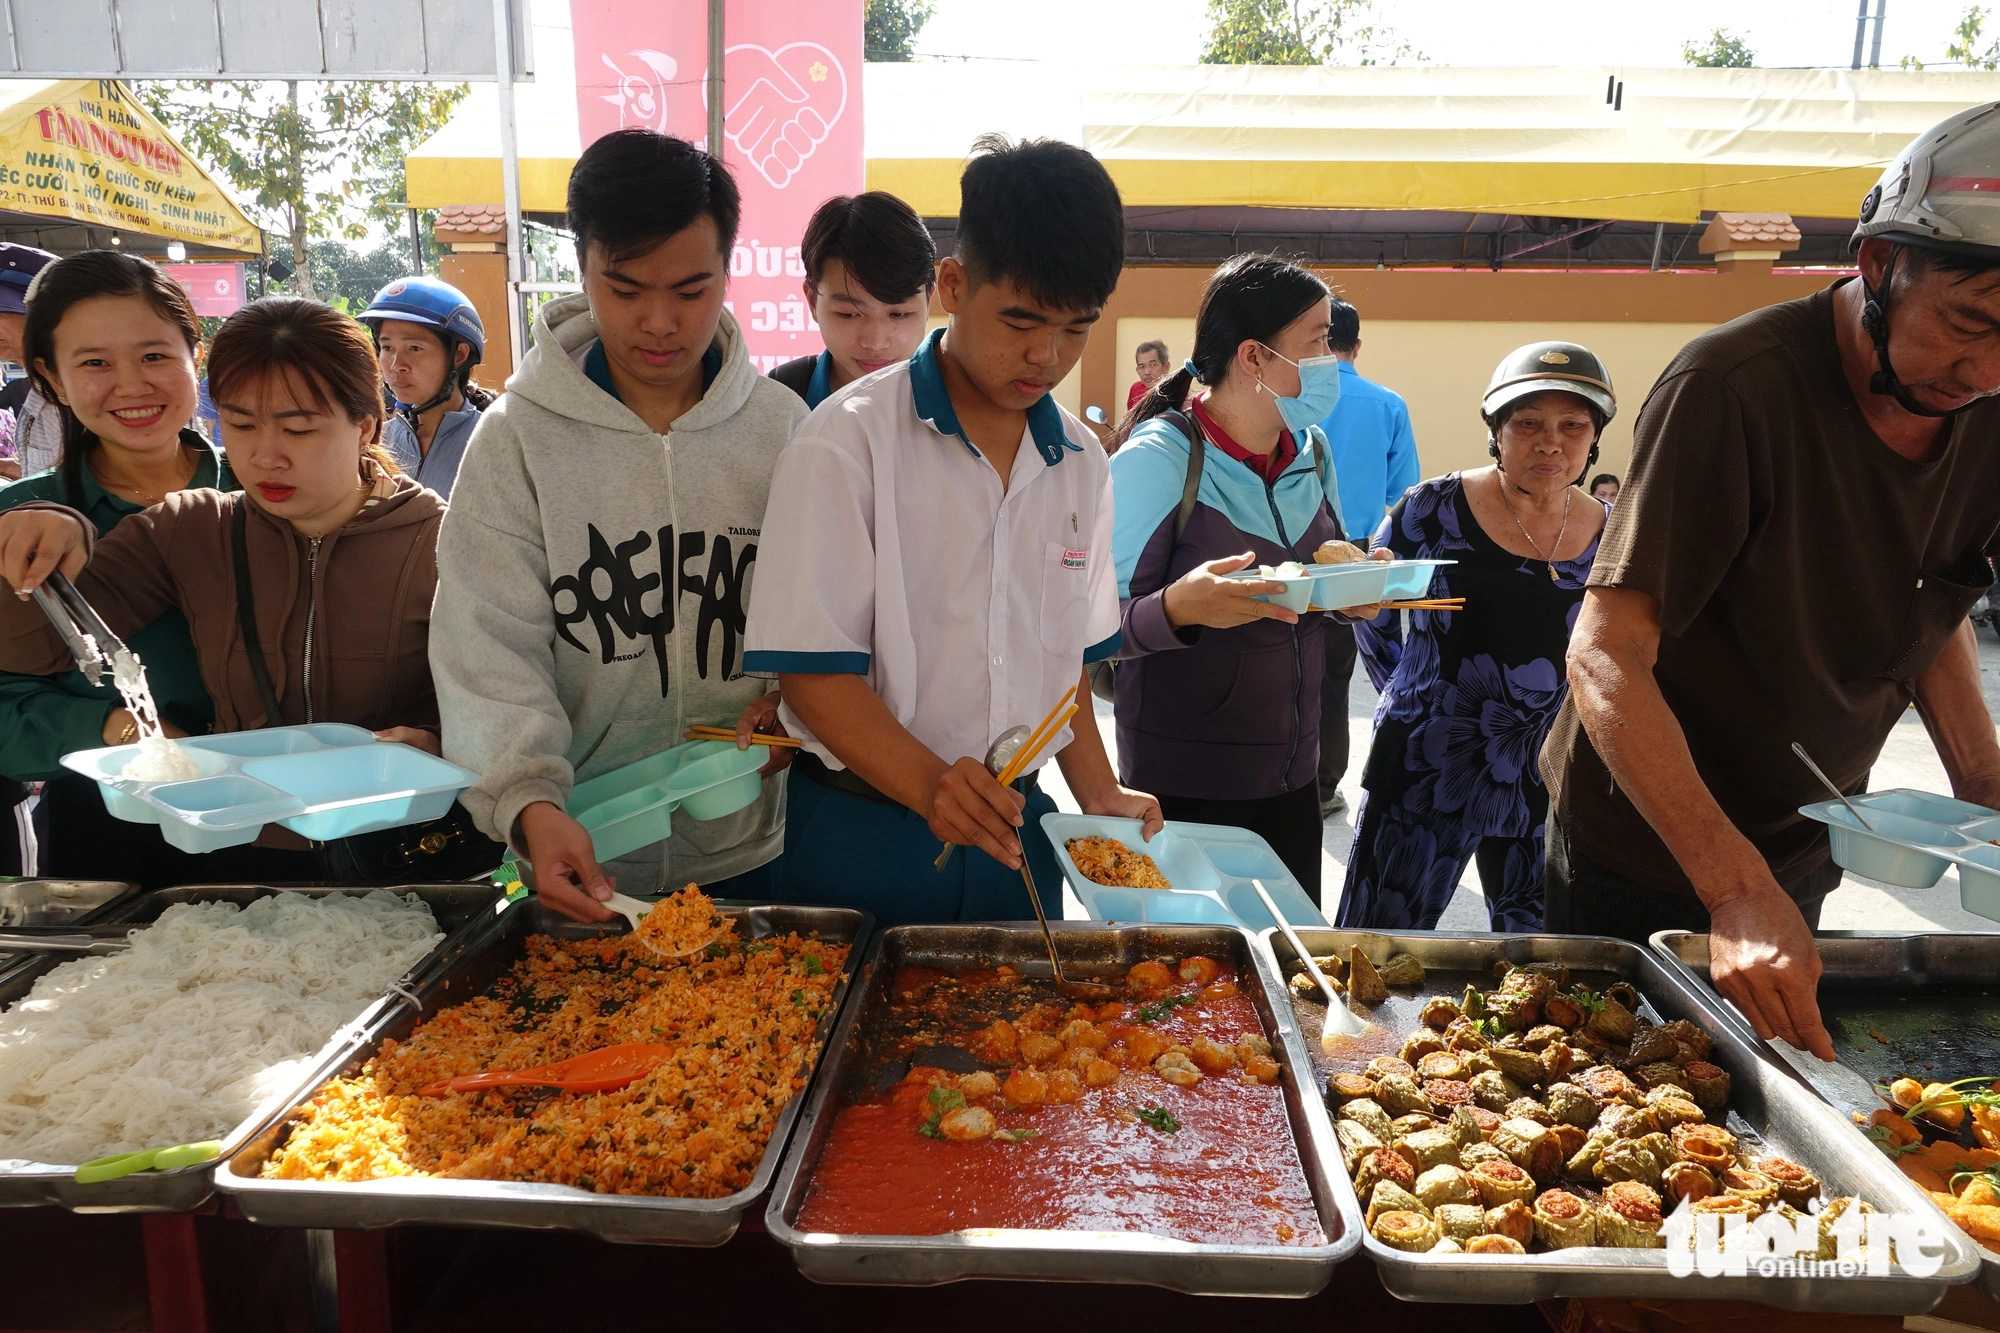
top-left (597, 42), bottom-right (848, 191)
top-left (720, 43), bottom-right (849, 189)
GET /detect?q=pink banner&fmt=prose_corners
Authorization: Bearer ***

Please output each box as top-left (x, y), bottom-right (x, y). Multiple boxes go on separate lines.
top-left (159, 262), bottom-right (245, 316)
top-left (571, 0), bottom-right (865, 374)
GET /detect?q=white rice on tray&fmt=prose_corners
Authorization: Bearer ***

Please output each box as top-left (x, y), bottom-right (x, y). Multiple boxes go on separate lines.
top-left (0, 890), bottom-right (442, 1166)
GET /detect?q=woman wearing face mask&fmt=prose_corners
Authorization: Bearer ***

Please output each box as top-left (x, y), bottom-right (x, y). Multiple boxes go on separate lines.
top-left (359, 276), bottom-right (494, 501)
top-left (0, 250), bottom-right (244, 887)
top-left (1106, 254), bottom-right (1377, 903)
top-left (1335, 342), bottom-right (1616, 933)
top-left (0, 297), bottom-right (450, 884)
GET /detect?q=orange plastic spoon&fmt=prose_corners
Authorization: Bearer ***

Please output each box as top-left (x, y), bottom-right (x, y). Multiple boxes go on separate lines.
top-left (418, 1043), bottom-right (672, 1098)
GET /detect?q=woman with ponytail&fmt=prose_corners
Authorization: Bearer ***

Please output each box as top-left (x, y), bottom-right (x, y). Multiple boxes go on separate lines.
top-left (1106, 253), bottom-right (1378, 903)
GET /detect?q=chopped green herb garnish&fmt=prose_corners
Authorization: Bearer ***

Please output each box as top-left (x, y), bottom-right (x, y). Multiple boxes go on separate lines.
top-left (1136, 1106), bottom-right (1180, 1133)
top-left (927, 1086), bottom-right (965, 1113)
top-left (1135, 995), bottom-right (1198, 1024)
top-left (1562, 987), bottom-right (1606, 1014)
top-left (994, 1128), bottom-right (1039, 1143)
top-left (802, 954), bottom-right (824, 976)
top-left (918, 1120), bottom-right (943, 1140)
top-left (1863, 1124), bottom-right (1924, 1158)
top-left (790, 989), bottom-right (806, 1006)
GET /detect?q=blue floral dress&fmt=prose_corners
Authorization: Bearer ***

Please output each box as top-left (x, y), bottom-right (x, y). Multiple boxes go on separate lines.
top-left (1336, 473), bottom-right (1608, 932)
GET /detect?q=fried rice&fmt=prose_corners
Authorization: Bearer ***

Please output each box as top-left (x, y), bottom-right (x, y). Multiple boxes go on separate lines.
top-left (1065, 836), bottom-right (1171, 889)
top-left (260, 890), bottom-right (847, 1198)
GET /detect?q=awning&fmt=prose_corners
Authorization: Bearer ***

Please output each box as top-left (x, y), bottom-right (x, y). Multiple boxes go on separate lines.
top-left (407, 62), bottom-right (2000, 225)
top-left (0, 79), bottom-right (261, 255)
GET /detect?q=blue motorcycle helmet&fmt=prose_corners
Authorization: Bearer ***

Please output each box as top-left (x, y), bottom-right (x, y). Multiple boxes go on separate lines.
top-left (358, 276), bottom-right (486, 424)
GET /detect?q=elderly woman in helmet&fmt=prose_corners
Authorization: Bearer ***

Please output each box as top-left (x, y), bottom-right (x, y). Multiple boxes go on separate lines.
top-left (1334, 342), bottom-right (1615, 932)
top-left (359, 276), bottom-right (494, 501)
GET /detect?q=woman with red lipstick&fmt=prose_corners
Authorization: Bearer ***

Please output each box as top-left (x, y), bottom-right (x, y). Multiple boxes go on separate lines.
top-left (0, 250), bottom-right (246, 888)
top-left (1334, 341), bottom-right (1616, 933)
top-left (0, 297), bottom-right (454, 883)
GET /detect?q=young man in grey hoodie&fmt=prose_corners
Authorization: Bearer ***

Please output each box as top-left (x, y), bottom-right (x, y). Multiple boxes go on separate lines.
top-left (432, 130), bottom-right (806, 922)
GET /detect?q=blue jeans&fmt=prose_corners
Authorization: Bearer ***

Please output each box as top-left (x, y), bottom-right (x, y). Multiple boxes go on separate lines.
top-left (777, 766), bottom-right (1063, 926)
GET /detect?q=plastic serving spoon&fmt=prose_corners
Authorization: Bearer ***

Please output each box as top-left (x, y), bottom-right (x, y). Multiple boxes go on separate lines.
top-left (601, 893), bottom-right (719, 958)
top-left (75, 1140), bottom-right (221, 1184)
top-left (418, 1043), bottom-right (673, 1098)
top-left (1249, 879), bottom-right (1370, 1046)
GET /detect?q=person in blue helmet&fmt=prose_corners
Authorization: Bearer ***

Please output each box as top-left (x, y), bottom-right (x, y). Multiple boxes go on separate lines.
top-left (358, 276), bottom-right (494, 501)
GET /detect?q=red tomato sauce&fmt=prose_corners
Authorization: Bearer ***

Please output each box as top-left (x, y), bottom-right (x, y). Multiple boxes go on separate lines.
top-left (794, 960), bottom-right (1325, 1247)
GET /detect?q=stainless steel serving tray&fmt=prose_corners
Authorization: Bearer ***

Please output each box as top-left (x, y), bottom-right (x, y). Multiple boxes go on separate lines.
top-left (1261, 927), bottom-right (1981, 1312)
top-left (0, 882), bottom-right (509, 1213)
top-left (1653, 929), bottom-right (2000, 1301)
top-left (0, 879), bottom-right (137, 987)
top-left (765, 921), bottom-right (1362, 1297)
top-left (217, 899), bottom-right (869, 1246)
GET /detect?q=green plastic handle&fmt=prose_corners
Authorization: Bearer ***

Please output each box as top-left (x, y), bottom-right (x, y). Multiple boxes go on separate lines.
top-left (73, 1140), bottom-right (221, 1184)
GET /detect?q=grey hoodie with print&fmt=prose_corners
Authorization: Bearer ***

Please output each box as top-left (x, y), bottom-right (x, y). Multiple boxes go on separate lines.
top-left (433, 294), bottom-right (807, 888)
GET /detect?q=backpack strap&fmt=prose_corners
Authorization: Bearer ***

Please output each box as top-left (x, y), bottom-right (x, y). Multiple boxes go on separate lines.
top-left (231, 500), bottom-right (285, 729)
top-left (1162, 409), bottom-right (1206, 543)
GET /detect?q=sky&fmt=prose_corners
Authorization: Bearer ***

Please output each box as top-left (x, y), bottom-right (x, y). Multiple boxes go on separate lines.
top-left (913, 0), bottom-right (1991, 70)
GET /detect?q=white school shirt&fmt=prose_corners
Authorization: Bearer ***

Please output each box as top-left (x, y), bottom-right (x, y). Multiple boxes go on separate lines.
top-left (744, 327), bottom-right (1121, 777)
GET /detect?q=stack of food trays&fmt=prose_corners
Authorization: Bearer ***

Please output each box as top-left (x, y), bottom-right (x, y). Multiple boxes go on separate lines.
top-left (0, 879), bottom-right (137, 990)
top-left (0, 883), bottom-right (506, 1212)
top-left (1653, 928), bottom-right (2000, 1301)
top-left (218, 897), bottom-right (868, 1245)
top-left (1262, 927), bottom-right (1980, 1311)
top-left (765, 921), bottom-right (1360, 1297)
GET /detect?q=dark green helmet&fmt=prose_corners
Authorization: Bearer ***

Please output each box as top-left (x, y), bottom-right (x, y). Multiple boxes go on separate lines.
top-left (1480, 341), bottom-right (1616, 426)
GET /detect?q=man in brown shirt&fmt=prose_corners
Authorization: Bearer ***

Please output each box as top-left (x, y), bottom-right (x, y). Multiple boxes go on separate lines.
top-left (1543, 104), bottom-right (2000, 1060)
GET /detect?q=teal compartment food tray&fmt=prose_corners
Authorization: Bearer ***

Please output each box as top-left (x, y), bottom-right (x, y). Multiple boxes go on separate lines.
top-left (1799, 787), bottom-right (2000, 921)
top-left (1226, 561), bottom-right (1396, 614)
top-left (567, 739), bottom-right (765, 863)
top-left (1040, 813), bottom-right (1328, 932)
top-left (60, 724), bottom-right (479, 855)
top-left (1376, 558), bottom-right (1455, 601)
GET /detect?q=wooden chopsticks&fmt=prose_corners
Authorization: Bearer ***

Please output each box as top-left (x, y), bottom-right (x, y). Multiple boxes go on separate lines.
top-left (997, 684), bottom-right (1078, 787)
top-left (1383, 598), bottom-right (1464, 611)
top-left (683, 726), bottom-right (803, 749)
top-left (935, 684), bottom-right (1081, 871)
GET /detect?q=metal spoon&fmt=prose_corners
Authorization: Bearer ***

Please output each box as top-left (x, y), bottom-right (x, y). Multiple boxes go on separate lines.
top-left (1018, 855), bottom-right (1116, 1003)
top-left (932, 725), bottom-right (1033, 872)
top-left (1791, 742), bottom-right (1874, 832)
top-left (1248, 879), bottom-right (1369, 1046)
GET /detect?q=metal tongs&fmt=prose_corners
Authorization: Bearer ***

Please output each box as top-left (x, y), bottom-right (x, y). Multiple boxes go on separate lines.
top-left (30, 572), bottom-right (126, 687)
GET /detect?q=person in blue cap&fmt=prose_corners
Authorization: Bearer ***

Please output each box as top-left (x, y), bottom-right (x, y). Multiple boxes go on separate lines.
top-left (357, 275), bottom-right (493, 500)
top-left (0, 243), bottom-right (60, 481)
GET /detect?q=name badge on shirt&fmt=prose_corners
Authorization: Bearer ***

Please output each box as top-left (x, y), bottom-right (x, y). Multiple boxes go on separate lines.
top-left (1061, 547), bottom-right (1089, 570)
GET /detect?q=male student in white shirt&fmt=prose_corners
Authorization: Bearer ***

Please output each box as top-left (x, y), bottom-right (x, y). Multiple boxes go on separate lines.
top-left (745, 135), bottom-right (1161, 925)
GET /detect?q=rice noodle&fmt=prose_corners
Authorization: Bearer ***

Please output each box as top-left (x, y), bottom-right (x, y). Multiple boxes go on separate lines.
top-left (0, 891), bottom-right (442, 1166)
top-left (110, 648), bottom-right (202, 783)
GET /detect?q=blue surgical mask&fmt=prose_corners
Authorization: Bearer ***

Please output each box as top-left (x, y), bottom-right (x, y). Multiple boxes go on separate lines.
top-left (1259, 345), bottom-right (1343, 433)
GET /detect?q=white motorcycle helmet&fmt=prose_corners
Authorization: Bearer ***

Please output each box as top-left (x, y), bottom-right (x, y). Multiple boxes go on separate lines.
top-left (1852, 102), bottom-right (2000, 416)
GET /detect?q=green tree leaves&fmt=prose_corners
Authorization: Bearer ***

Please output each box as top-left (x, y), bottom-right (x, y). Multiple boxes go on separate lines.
top-left (1681, 29), bottom-right (1756, 67)
top-left (1199, 0), bottom-right (1420, 66)
top-left (135, 80), bottom-right (466, 299)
